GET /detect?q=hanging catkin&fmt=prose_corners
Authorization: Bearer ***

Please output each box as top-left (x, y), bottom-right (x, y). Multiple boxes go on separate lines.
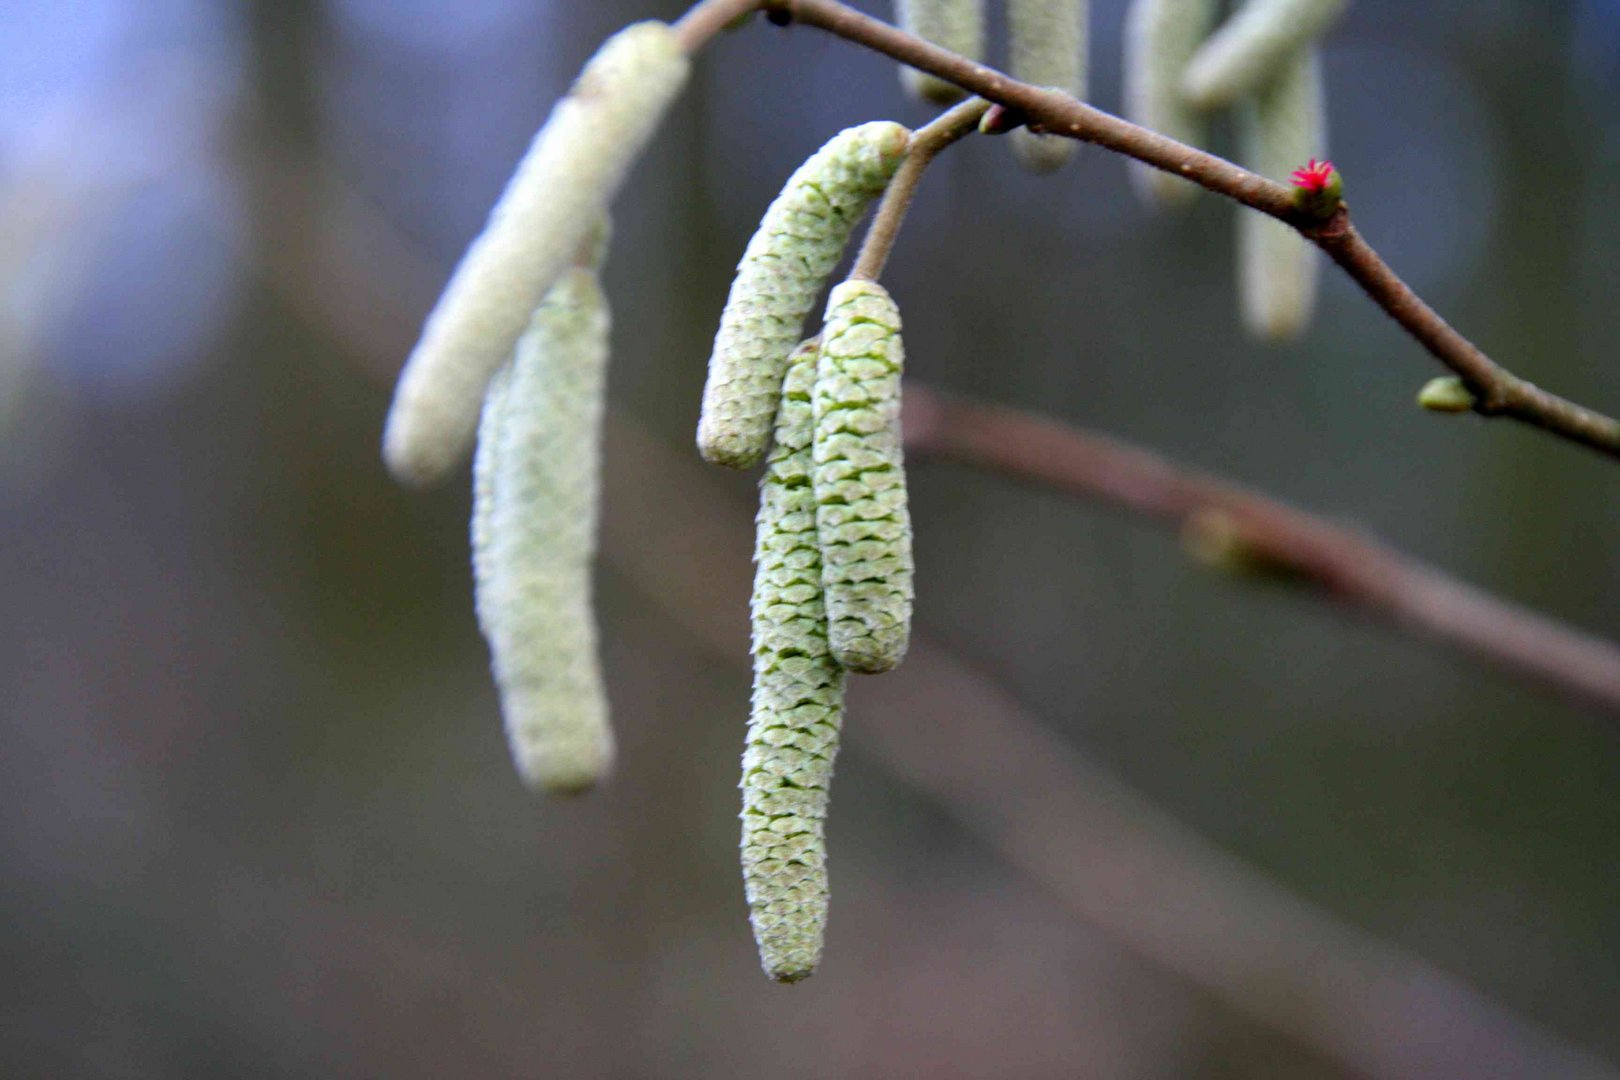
top-left (382, 21), bottom-right (687, 488)
top-left (472, 268), bottom-right (614, 794)
top-left (895, 0), bottom-right (985, 104)
top-left (741, 339), bottom-right (848, 984)
top-left (1237, 48), bottom-right (1324, 343)
top-left (1007, 0), bottom-right (1087, 173)
top-left (697, 122), bottom-right (911, 471)
top-left (812, 280), bottom-right (913, 675)
top-left (1123, 0), bottom-right (1219, 207)
top-left (1180, 0), bottom-right (1345, 110)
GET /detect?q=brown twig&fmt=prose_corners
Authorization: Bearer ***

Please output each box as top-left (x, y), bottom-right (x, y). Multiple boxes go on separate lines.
top-left (902, 386), bottom-right (1620, 721)
top-left (672, 0), bottom-right (762, 52)
top-left (850, 97), bottom-right (991, 281)
top-left (758, 0), bottom-right (1620, 460)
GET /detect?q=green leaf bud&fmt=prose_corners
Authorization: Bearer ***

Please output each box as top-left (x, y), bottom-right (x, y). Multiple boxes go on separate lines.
top-left (1417, 377), bottom-right (1478, 414)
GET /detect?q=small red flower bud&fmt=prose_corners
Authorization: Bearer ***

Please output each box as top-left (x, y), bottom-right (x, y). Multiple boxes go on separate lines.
top-left (1289, 158), bottom-right (1342, 218)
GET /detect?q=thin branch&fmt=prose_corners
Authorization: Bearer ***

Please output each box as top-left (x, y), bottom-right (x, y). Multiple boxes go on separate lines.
top-left (762, 0), bottom-right (1620, 460)
top-left (673, 0), bottom-right (762, 52)
top-left (599, 411), bottom-right (1619, 1080)
top-left (850, 97), bottom-right (990, 281)
top-left (902, 385), bottom-right (1620, 721)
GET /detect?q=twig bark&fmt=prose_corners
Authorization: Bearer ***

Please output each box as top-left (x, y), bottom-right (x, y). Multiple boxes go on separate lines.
top-left (759, 0), bottom-right (1620, 460)
top-left (903, 386), bottom-right (1620, 721)
top-left (851, 97), bottom-right (990, 281)
top-left (672, 0), bottom-right (762, 51)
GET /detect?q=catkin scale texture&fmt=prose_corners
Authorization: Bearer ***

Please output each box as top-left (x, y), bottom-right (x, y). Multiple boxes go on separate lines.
top-left (382, 22), bottom-right (687, 488)
top-left (895, 0), bottom-right (985, 104)
top-left (812, 281), bottom-right (913, 675)
top-left (1237, 49), bottom-right (1324, 343)
top-left (742, 340), bottom-right (848, 983)
top-left (1008, 0), bottom-right (1088, 173)
top-left (697, 122), bottom-right (911, 471)
top-left (473, 269), bottom-right (614, 794)
top-left (1124, 0), bottom-right (1220, 207)
top-left (1181, 0), bottom-right (1345, 110)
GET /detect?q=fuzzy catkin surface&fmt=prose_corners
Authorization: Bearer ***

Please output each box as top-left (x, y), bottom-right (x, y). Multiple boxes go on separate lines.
top-left (895, 0), bottom-right (985, 103)
top-left (812, 281), bottom-right (913, 675)
top-left (1181, 0), bottom-right (1344, 109)
top-left (383, 21), bottom-right (686, 487)
top-left (1008, 0), bottom-right (1087, 172)
top-left (742, 340), bottom-right (848, 983)
top-left (473, 269), bottom-right (614, 795)
top-left (1237, 48), bottom-right (1323, 343)
top-left (1124, 0), bottom-right (1219, 206)
top-left (698, 122), bottom-right (910, 471)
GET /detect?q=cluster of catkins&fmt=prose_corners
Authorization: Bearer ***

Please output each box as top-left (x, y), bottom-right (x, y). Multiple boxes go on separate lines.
top-left (898, 0), bottom-right (1344, 340)
top-left (376, 15), bottom-right (916, 983)
top-left (1124, 0), bottom-right (1346, 340)
top-left (379, 1), bottom-right (1342, 986)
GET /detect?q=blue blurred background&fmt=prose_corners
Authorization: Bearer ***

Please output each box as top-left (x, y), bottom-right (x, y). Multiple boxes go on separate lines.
top-left (2, 1), bottom-right (1618, 1075)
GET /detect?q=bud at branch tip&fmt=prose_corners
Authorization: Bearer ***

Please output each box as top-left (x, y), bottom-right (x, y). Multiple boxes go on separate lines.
top-left (1417, 376), bottom-right (1478, 414)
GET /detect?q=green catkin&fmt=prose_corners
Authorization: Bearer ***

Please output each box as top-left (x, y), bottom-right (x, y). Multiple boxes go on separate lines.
top-left (1180, 0), bottom-right (1346, 110)
top-left (812, 281), bottom-right (913, 675)
top-left (1123, 0), bottom-right (1220, 207)
top-left (382, 21), bottom-right (687, 488)
top-left (472, 269), bottom-right (613, 795)
top-left (742, 339), bottom-right (848, 984)
top-left (895, 0), bottom-right (985, 105)
top-left (1237, 48), bottom-right (1324, 343)
top-left (1007, 0), bottom-right (1088, 173)
top-left (697, 123), bottom-right (911, 471)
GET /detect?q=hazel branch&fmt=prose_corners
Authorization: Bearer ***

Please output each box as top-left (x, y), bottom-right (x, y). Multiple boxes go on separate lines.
top-left (902, 386), bottom-right (1620, 722)
top-left (851, 97), bottom-right (991, 282)
top-left (759, 0), bottom-right (1620, 461)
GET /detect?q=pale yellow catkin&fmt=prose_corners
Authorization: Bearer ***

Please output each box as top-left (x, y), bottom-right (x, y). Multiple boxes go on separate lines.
top-left (382, 22), bottom-right (687, 488)
top-left (472, 269), bottom-right (614, 794)
top-left (1237, 48), bottom-right (1324, 343)
top-left (741, 339), bottom-right (848, 983)
top-left (895, 0), bottom-right (985, 104)
top-left (812, 280), bottom-right (913, 675)
top-left (1008, 0), bottom-right (1088, 173)
top-left (1124, 0), bottom-right (1220, 207)
top-left (697, 122), bottom-right (910, 470)
top-left (1181, 0), bottom-right (1345, 110)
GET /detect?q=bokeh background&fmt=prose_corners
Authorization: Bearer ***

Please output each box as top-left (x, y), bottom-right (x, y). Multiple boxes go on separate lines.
top-left (3, 1), bottom-right (1619, 1076)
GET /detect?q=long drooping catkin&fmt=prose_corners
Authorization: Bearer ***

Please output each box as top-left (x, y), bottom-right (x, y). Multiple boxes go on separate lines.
top-left (895, 0), bottom-right (984, 104)
top-left (697, 122), bottom-right (910, 471)
top-left (812, 281), bottom-right (913, 675)
top-left (1124, 0), bottom-right (1219, 207)
top-left (383, 21), bottom-right (687, 488)
top-left (472, 269), bottom-right (613, 794)
top-left (1237, 48), bottom-right (1324, 343)
top-left (1181, 0), bottom-right (1345, 110)
top-left (741, 339), bottom-right (848, 984)
top-left (1008, 0), bottom-right (1087, 173)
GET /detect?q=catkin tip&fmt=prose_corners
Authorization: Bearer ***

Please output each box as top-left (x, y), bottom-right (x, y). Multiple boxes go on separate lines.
top-left (768, 964), bottom-right (816, 984)
top-left (513, 727), bottom-right (616, 796)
